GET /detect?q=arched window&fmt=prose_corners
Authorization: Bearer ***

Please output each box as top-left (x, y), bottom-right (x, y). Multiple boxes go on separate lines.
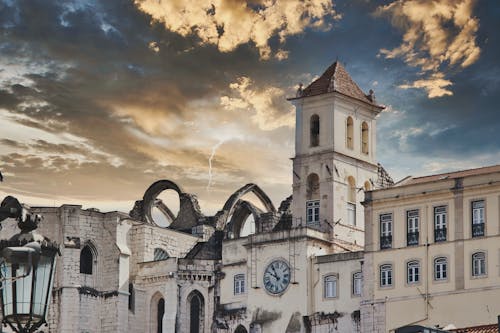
top-left (157, 298), bottom-right (165, 333)
top-left (361, 121), bottom-right (369, 154)
top-left (310, 114), bottom-right (320, 147)
top-left (407, 260), bottom-right (420, 284)
top-left (347, 176), bottom-right (356, 203)
top-left (188, 291), bottom-right (204, 333)
top-left (154, 248), bottom-right (169, 261)
top-left (434, 257), bottom-right (447, 280)
top-left (364, 181), bottom-right (371, 191)
top-left (150, 292), bottom-right (165, 333)
top-left (346, 116), bottom-right (354, 149)
top-left (80, 245), bottom-right (94, 275)
top-left (472, 252), bottom-right (486, 276)
top-left (323, 275), bottom-right (337, 298)
top-left (306, 173), bottom-right (320, 200)
top-left (235, 325), bottom-right (248, 333)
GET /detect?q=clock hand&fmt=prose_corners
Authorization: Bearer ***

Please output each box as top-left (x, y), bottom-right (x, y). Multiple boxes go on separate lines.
top-left (271, 266), bottom-right (280, 280)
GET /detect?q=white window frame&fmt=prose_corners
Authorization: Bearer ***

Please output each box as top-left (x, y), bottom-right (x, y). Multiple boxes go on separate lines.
top-left (380, 214), bottom-right (392, 237)
top-left (434, 257), bottom-right (447, 281)
top-left (472, 252), bottom-right (486, 277)
top-left (352, 272), bottom-right (362, 296)
top-left (407, 261), bottom-right (420, 284)
top-left (234, 274), bottom-right (245, 295)
top-left (380, 264), bottom-right (392, 287)
top-left (306, 200), bottom-right (320, 225)
top-left (434, 206), bottom-right (447, 229)
top-left (472, 200), bottom-right (485, 225)
top-left (434, 206), bottom-right (447, 242)
top-left (324, 275), bottom-right (337, 298)
top-left (407, 210), bottom-right (419, 233)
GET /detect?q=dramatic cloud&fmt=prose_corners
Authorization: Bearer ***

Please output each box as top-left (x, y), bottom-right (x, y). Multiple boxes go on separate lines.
top-left (377, 0), bottom-right (481, 98)
top-left (398, 72), bottom-right (453, 98)
top-left (0, 0), bottom-right (499, 217)
top-left (220, 77), bottom-right (294, 130)
top-left (134, 0), bottom-right (340, 59)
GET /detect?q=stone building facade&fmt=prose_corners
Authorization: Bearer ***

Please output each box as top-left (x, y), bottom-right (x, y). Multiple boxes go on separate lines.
top-left (1, 61), bottom-right (499, 333)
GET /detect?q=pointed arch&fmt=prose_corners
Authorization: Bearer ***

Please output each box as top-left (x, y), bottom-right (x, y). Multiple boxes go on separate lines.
top-left (154, 248), bottom-right (169, 261)
top-left (150, 291), bottom-right (165, 333)
top-left (216, 183), bottom-right (276, 230)
top-left (225, 200), bottom-right (263, 238)
top-left (187, 290), bottom-right (205, 333)
top-left (235, 325), bottom-right (248, 333)
top-left (80, 241), bottom-right (97, 275)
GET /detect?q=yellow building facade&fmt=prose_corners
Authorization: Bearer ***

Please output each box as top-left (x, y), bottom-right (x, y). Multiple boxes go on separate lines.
top-left (362, 166), bottom-right (500, 332)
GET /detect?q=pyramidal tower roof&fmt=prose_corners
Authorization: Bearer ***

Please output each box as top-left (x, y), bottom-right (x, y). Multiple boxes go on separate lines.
top-left (295, 61), bottom-right (382, 107)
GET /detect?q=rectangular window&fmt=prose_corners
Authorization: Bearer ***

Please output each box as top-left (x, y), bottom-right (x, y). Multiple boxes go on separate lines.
top-left (434, 258), bottom-right (447, 281)
top-left (352, 272), bottom-right (362, 296)
top-left (347, 203), bottom-right (356, 226)
top-left (472, 200), bottom-right (485, 237)
top-left (472, 252), bottom-right (486, 277)
top-left (324, 275), bottom-right (337, 298)
top-left (234, 274), bottom-right (245, 295)
top-left (306, 200), bottom-right (320, 225)
top-left (407, 261), bottom-right (420, 284)
top-left (380, 213), bottom-right (393, 250)
top-left (434, 206), bottom-right (447, 242)
top-left (380, 264), bottom-right (392, 287)
top-left (407, 210), bottom-right (419, 246)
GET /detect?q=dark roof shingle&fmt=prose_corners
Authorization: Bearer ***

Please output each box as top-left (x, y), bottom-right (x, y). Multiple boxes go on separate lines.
top-left (297, 61), bottom-right (381, 107)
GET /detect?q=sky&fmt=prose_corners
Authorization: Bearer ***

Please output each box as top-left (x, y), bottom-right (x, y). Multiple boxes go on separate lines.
top-left (0, 0), bottom-right (499, 216)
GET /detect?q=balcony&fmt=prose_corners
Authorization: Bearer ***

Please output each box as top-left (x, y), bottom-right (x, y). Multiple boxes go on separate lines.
top-left (472, 223), bottom-right (485, 237)
top-left (380, 235), bottom-right (392, 250)
top-left (407, 231), bottom-right (419, 246)
top-left (434, 227), bottom-right (447, 242)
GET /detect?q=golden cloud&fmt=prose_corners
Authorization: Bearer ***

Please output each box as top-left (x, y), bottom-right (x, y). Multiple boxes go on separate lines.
top-left (377, 0), bottom-right (480, 98)
top-left (220, 76), bottom-right (294, 130)
top-left (399, 72), bottom-right (453, 98)
top-left (134, 0), bottom-right (339, 60)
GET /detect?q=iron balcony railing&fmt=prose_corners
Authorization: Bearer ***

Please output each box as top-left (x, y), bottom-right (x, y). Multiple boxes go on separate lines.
top-left (380, 235), bottom-right (392, 249)
top-left (407, 231), bottom-right (419, 246)
top-left (434, 227), bottom-right (447, 242)
top-left (472, 223), bottom-right (485, 237)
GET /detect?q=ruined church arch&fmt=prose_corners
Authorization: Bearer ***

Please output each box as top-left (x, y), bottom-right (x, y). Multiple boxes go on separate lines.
top-left (216, 183), bottom-right (276, 231)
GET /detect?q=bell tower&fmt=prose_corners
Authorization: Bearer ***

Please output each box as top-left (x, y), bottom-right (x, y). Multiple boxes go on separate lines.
top-left (288, 61), bottom-right (384, 246)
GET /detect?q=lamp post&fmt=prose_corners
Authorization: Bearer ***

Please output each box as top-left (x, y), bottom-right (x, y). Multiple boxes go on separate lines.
top-left (0, 196), bottom-right (60, 333)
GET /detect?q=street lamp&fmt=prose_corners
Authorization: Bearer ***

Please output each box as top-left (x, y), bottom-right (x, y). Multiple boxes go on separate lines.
top-left (0, 196), bottom-right (60, 333)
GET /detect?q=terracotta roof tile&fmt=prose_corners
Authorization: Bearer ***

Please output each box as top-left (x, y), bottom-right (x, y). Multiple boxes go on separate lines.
top-left (452, 324), bottom-right (498, 333)
top-left (398, 164), bottom-right (500, 186)
top-left (298, 61), bottom-right (381, 107)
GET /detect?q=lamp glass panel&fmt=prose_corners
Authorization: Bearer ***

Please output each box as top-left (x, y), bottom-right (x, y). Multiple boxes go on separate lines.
top-left (1, 262), bottom-right (13, 316)
top-left (15, 263), bottom-right (33, 316)
top-left (33, 254), bottom-right (53, 317)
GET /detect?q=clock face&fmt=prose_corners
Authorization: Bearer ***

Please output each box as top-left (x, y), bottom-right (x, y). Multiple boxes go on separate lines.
top-left (263, 259), bottom-right (291, 295)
